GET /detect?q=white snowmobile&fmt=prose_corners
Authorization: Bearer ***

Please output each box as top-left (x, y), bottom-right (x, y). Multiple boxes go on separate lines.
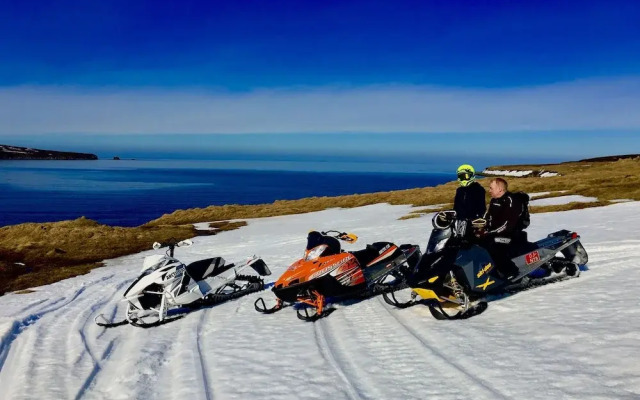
top-left (95, 238), bottom-right (271, 328)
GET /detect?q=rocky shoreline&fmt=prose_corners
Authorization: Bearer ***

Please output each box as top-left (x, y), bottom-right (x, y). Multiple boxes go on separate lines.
top-left (0, 144), bottom-right (97, 160)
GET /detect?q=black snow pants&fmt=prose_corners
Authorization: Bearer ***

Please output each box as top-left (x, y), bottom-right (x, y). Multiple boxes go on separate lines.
top-left (481, 236), bottom-right (521, 278)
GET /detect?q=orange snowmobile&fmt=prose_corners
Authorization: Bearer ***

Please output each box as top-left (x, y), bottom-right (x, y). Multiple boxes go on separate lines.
top-left (254, 230), bottom-right (421, 321)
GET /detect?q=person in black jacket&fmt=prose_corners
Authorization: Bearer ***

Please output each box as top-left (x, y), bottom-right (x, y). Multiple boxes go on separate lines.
top-left (453, 164), bottom-right (486, 220)
top-left (479, 177), bottom-right (526, 279)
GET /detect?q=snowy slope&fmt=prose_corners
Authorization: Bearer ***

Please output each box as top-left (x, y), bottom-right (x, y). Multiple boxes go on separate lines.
top-left (1, 202), bottom-right (640, 400)
top-left (530, 195), bottom-right (598, 206)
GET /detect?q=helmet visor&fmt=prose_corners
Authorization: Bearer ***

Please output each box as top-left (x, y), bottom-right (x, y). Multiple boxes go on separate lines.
top-left (457, 171), bottom-right (473, 182)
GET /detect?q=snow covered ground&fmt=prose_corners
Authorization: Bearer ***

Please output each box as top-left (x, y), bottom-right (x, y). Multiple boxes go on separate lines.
top-left (1, 202), bottom-right (640, 400)
top-left (529, 190), bottom-right (568, 199)
top-left (482, 169), bottom-right (560, 178)
top-left (482, 169), bottom-right (535, 177)
top-left (530, 195), bottom-right (599, 206)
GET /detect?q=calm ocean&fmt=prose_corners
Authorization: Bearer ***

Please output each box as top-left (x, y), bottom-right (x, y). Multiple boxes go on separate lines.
top-left (0, 158), bottom-right (456, 227)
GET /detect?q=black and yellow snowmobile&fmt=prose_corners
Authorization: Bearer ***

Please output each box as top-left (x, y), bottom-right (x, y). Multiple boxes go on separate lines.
top-left (384, 211), bottom-right (589, 319)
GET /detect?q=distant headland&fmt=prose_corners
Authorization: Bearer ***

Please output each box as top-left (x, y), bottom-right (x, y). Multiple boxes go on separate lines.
top-left (0, 144), bottom-right (98, 160)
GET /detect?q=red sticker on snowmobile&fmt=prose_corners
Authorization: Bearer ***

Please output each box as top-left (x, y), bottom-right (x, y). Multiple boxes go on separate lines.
top-left (525, 251), bottom-right (541, 265)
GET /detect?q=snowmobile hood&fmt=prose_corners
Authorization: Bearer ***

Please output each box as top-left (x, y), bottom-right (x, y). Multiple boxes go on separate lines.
top-left (275, 253), bottom-right (358, 288)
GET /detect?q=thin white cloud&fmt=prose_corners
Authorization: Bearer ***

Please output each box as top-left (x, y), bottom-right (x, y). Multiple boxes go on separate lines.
top-left (1, 77), bottom-right (639, 134)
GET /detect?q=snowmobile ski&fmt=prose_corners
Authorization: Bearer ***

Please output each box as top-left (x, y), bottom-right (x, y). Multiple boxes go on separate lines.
top-left (428, 300), bottom-right (488, 320)
top-left (382, 289), bottom-right (417, 309)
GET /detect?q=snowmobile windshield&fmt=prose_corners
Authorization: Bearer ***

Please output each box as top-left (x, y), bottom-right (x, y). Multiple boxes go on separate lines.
top-left (304, 245), bottom-right (328, 261)
top-left (141, 254), bottom-right (168, 273)
top-left (306, 231), bottom-right (341, 255)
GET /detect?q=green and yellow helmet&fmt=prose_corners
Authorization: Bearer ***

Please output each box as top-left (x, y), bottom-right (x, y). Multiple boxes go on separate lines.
top-left (456, 164), bottom-right (476, 187)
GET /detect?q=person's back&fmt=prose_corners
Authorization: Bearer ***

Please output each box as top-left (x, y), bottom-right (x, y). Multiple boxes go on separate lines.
top-left (453, 164), bottom-right (486, 220)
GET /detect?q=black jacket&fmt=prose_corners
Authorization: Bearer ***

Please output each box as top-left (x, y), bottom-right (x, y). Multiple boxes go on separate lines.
top-left (485, 191), bottom-right (524, 238)
top-left (453, 181), bottom-right (486, 220)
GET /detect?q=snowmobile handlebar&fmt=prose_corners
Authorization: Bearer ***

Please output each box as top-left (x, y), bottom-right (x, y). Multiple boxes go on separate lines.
top-left (433, 212), bottom-right (487, 234)
top-left (433, 211), bottom-right (457, 229)
top-left (152, 238), bottom-right (193, 257)
top-left (321, 230), bottom-right (358, 243)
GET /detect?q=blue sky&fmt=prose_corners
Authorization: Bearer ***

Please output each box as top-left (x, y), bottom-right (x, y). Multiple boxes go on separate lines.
top-left (1, 0), bottom-right (639, 161)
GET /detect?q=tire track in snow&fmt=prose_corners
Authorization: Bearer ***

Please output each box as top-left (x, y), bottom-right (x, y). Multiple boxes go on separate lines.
top-left (72, 278), bottom-right (132, 400)
top-left (565, 243), bottom-right (639, 282)
top-left (84, 325), bottom-right (180, 400)
top-left (0, 286), bottom-right (86, 373)
top-left (313, 319), bottom-right (363, 400)
top-left (14, 298), bottom-right (49, 314)
top-left (182, 292), bottom-right (341, 400)
top-left (0, 285), bottom-right (95, 400)
top-left (0, 273), bottom-right (125, 399)
top-left (157, 308), bottom-right (220, 400)
top-left (314, 298), bottom-right (428, 400)
top-left (28, 289), bottom-right (111, 399)
top-left (311, 296), bottom-right (503, 400)
top-left (316, 297), bottom-right (508, 399)
top-left (377, 297), bottom-right (511, 400)
top-left (73, 338), bottom-right (117, 400)
top-left (196, 311), bottom-right (214, 400)
top-left (394, 243), bottom-right (640, 399)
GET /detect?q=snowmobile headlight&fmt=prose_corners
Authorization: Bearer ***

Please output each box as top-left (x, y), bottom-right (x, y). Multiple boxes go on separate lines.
top-left (304, 245), bottom-right (328, 261)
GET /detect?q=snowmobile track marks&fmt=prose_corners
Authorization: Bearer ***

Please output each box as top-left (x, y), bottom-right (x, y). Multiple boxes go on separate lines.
top-left (314, 320), bottom-right (364, 400)
top-left (0, 286), bottom-right (87, 373)
top-left (378, 298), bottom-right (511, 400)
top-left (15, 298), bottom-right (49, 314)
top-left (72, 283), bottom-right (130, 400)
top-left (324, 300), bottom-right (431, 399)
top-left (196, 312), bottom-right (215, 400)
top-left (2, 283), bottom-right (121, 399)
top-left (73, 338), bottom-right (117, 400)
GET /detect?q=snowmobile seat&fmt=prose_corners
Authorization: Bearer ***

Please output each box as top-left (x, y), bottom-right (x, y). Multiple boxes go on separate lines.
top-left (510, 231), bottom-right (539, 255)
top-left (185, 257), bottom-right (228, 281)
top-left (350, 242), bottom-right (397, 267)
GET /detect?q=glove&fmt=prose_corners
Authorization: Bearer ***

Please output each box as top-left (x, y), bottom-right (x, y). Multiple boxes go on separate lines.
top-left (474, 227), bottom-right (487, 239)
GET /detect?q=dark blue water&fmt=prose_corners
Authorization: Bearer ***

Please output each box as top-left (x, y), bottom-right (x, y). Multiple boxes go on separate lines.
top-left (0, 159), bottom-right (453, 227)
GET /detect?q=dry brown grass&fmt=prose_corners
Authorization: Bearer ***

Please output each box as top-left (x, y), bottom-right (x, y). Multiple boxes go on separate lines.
top-left (399, 204), bottom-right (453, 220)
top-left (398, 214), bottom-right (423, 220)
top-left (0, 217), bottom-right (238, 295)
top-left (484, 158), bottom-right (640, 203)
top-left (2, 157), bottom-right (639, 295)
top-left (12, 289), bottom-right (36, 295)
top-left (208, 220), bottom-right (248, 231)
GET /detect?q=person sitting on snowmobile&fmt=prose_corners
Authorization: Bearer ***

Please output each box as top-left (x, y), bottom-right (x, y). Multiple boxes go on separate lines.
top-left (476, 177), bottom-right (526, 279)
top-left (453, 164), bottom-right (486, 221)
